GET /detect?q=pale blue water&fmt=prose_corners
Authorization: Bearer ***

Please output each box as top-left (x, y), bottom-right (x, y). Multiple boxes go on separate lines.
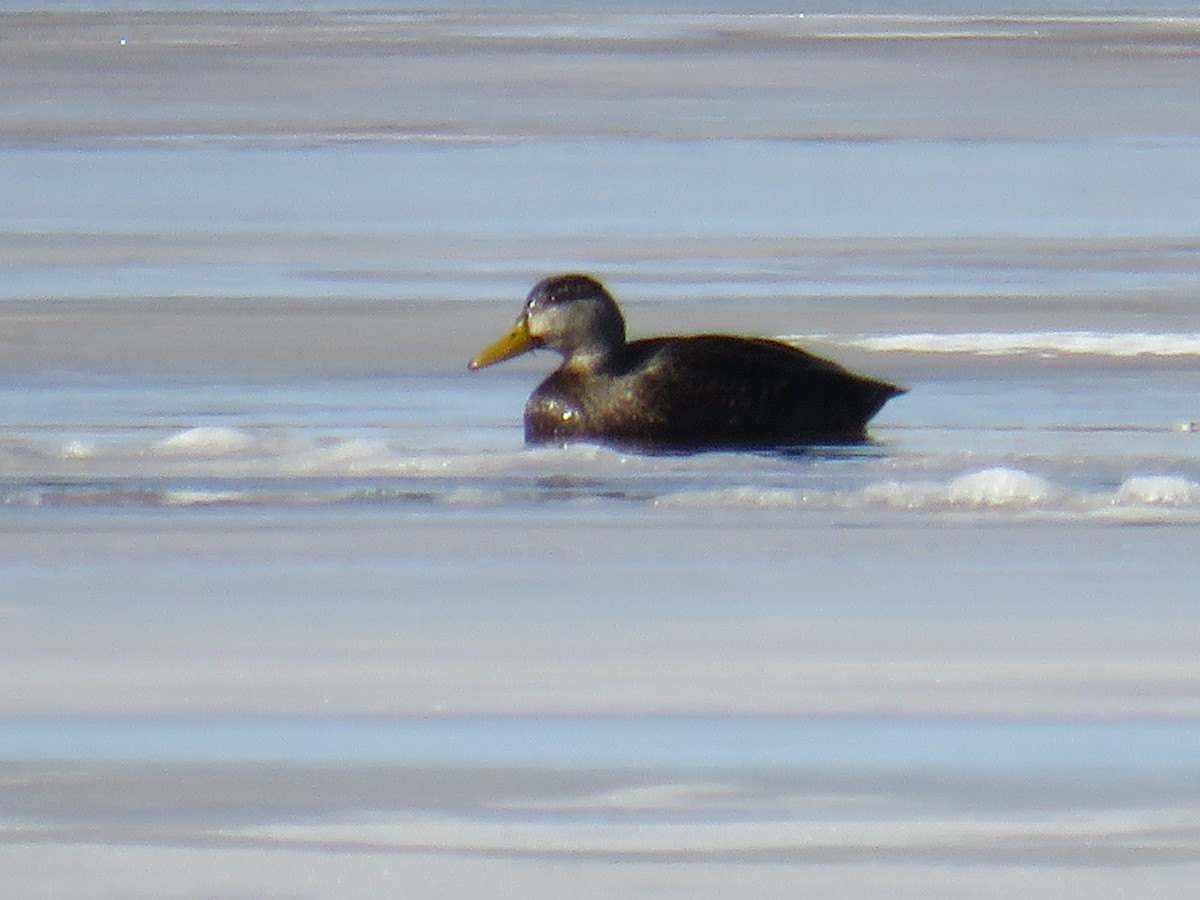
top-left (8, 1), bottom-right (1199, 12)
top-left (3, 6), bottom-right (1200, 891)
top-left (5, 714), bottom-right (1199, 769)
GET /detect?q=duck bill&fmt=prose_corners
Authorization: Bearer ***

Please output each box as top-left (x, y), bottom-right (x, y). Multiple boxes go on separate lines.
top-left (469, 316), bottom-right (537, 369)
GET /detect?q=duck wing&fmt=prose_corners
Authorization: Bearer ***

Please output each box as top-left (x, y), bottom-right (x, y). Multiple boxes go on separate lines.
top-left (609, 335), bottom-right (901, 447)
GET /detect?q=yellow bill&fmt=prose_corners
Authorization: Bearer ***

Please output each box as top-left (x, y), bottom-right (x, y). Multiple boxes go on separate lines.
top-left (468, 315), bottom-right (537, 370)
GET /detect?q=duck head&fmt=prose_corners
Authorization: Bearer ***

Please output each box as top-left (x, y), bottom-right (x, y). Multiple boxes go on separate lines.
top-left (469, 274), bottom-right (627, 370)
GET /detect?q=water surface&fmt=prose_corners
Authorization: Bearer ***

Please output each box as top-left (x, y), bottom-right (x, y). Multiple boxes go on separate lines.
top-left (3, 4), bottom-right (1200, 897)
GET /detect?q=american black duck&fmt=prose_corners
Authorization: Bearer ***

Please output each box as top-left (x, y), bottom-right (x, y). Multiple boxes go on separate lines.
top-left (469, 274), bottom-right (904, 451)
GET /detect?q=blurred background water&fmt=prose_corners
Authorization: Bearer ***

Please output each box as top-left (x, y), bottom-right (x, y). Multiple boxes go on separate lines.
top-left (3, 4), bottom-right (1200, 895)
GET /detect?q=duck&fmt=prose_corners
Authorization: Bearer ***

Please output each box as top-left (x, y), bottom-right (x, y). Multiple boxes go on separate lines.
top-left (469, 274), bottom-right (904, 451)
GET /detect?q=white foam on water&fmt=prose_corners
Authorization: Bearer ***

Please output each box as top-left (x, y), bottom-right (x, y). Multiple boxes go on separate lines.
top-left (793, 332), bottom-right (1200, 357)
top-left (60, 439), bottom-right (96, 459)
top-left (284, 437), bottom-right (396, 475)
top-left (439, 487), bottom-right (513, 506)
top-left (317, 438), bottom-right (391, 462)
top-left (855, 480), bottom-right (950, 511)
top-left (655, 467), bottom-right (1200, 520)
top-left (160, 489), bottom-right (251, 507)
top-left (1115, 475), bottom-right (1200, 506)
top-left (151, 426), bottom-right (257, 457)
top-left (7, 410), bottom-right (1200, 520)
top-left (9, 412), bottom-right (1200, 521)
top-left (241, 804), bottom-right (1200, 857)
top-left (657, 467), bottom-right (1055, 512)
top-left (652, 486), bottom-right (816, 510)
top-left (946, 467), bottom-right (1054, 506)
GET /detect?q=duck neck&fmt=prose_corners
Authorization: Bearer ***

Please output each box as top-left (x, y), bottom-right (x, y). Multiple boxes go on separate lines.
top-left (562, 344), bottom-right (614, 374)
top-left (562, 306), bottom-right (625, 372)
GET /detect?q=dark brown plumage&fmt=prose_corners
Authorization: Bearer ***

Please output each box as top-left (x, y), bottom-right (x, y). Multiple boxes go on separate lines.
top-left (469, 274), bottom-right (904, 451)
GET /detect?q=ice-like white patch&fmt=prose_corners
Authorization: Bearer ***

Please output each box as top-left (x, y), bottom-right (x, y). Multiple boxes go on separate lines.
top-left (858, 469), bottom-right (1054, 510)
top-left (859, 480), bottom-right (949, 510)
top-left (517, 782), bottom-right (743, 812)
top-left (305, 438), bottom-right (395, 473)
top-left (152, 426), bottom-right (256, 456)
top-left (241, 804), bottom-right (1200, 856)
top-left (322, 438), bottom-right (390, 461)
top-left (792, 332), bottom-right (1200, 357)
top-left (654, 486), bottom-right (812, 510)
top-left (440, 487), bottom-right (509, 506)
top-left (60, 439), bottom-right (96, 459)
top-left (946, 467), bottom-right (1053, 507)
top-left (655, 468), bottom-right (1058, 513)
top-left (1115, 475), bottom-right (1200, 506)
top-left (160, 490), bottom-right (249, 506)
